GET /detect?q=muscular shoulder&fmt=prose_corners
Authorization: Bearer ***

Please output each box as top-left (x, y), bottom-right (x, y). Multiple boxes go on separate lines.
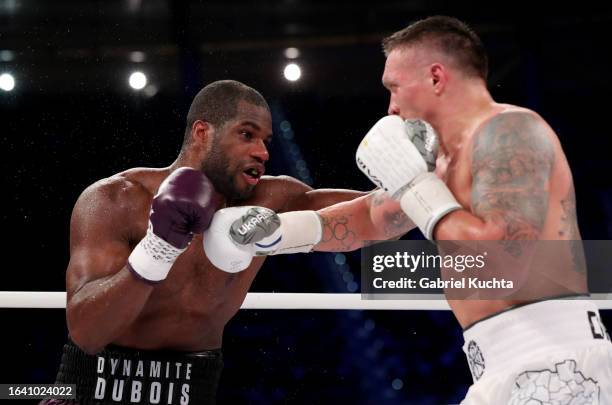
top-left (71, 172), bottom-right (153, 244)
top-left (76, 173), bottom-right (152, 213)
top-left (472, 109), bottom-right (556, 169)
top-left (248, 175), bottom-right (312, 211)
top-left (470, 109), bottom-right (558, 239)
top-left (476, 108), bottom-right (552, 144)
top-left (257, 175), bottom-right (311, 193)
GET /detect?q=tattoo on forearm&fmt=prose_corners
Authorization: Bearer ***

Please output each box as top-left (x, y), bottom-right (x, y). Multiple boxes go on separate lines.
top-left (370, 190), bottom-right (412, 239)
top-left (471, 112), bottom-right (555, 255)
top-left (381, 210), bottom-right (411, 239)
top-left (321, 215), bottom-right (358, 250)
top-left (372, 192), bottom-right (386, 207)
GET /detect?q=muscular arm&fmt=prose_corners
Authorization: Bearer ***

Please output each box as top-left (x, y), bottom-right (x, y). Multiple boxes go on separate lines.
top-left (66, 178), bottom-right (153, 354)
top-left (272, 176), bottom-right (414, 251)
top-left (315, 190), bottom-right (415, 252)
top-left (434, 111), bottom-right (555, 243)
top-left (275, 175), bottom-right (370, 212)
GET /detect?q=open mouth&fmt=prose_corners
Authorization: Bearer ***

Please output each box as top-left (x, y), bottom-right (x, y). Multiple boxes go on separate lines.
top-left (242, 167), bottom-right (262, 185)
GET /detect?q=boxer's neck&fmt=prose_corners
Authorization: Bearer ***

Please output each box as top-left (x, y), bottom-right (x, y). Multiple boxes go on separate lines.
top-left (168, 154), bottom-right (227, 209)
top-left (431, 82), bottom-right (495, 158)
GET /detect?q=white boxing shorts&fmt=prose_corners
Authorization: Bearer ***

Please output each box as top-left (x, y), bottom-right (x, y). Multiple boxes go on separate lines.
top-left (460, 298), bottom-right (612, 404)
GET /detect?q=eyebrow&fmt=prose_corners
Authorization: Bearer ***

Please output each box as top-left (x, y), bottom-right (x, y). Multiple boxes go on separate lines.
top-left (240, 121), bottom-right (261, 131)
top-left (240, 120), bottom-right (273, 139)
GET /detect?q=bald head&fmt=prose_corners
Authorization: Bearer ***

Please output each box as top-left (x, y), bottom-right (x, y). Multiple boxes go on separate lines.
top-left (382, 16), bottom-right (488, 81)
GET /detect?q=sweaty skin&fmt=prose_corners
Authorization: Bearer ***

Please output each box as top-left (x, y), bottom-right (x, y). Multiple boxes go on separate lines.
top-left (66, 102), bottom-right (367, 354)
top-left (432, 105), bottom-right (586, 327)
top-left (312, 40), bottom-right (588, 329)
top-left (314, 104), bottom-right (586, 328)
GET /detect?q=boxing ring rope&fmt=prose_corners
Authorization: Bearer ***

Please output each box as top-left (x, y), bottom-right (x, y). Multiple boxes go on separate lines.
top-left (1, 291), bottom-right (612, 310)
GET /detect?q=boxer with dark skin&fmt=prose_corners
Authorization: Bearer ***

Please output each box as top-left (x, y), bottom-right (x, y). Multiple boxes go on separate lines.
top-left (67, 81), bottom-right (366, 353)
top-left (47, 80), bottom-right (371, 405)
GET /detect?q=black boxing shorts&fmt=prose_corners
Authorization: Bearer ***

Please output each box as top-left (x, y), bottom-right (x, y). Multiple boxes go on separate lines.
top-left (40, 339), bottom-right (223, 405)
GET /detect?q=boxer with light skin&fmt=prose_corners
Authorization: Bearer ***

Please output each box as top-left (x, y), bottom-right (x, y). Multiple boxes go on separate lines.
top-left (43, 80), bottom-right (375, 405)
top-left (212, 16), bottom-right (612, 404)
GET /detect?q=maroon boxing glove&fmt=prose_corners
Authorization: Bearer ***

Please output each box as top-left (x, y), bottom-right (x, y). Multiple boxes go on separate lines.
top-left (128, 167), bottom-right (217, 283)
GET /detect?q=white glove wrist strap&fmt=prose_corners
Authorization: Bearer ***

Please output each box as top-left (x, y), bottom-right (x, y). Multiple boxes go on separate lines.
top-left (260, 211), bottom-right (323, 255)
top-left (128, 224), bottom-right (186, 282)
top-left (399, 172), bottom-right (462, 240)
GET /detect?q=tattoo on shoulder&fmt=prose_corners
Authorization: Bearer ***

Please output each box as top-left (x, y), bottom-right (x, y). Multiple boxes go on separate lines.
top-left (471, 112), bottom-right (555, 252)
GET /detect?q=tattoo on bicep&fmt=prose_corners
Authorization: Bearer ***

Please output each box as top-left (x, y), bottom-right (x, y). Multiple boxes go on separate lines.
top-left (471, 112), bottom-right (555, 252)
top-left (559, 184), bottom-right (586, 272)
top-left (321, 215), bottom-right (358, 250)
top-left (559, 184), bottom-right (580, 239)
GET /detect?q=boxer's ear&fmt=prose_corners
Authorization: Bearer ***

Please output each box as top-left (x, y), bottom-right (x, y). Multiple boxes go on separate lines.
top-left (429, 63), bottom-right (447, 95)
top-left (191, 120), bottom-right (214, 144)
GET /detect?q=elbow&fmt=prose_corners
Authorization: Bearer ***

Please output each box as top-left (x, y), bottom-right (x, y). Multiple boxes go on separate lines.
top-left (68, 323), bottom-right (105, 355)
top-left (434, 212), bottom-right (505, 241)
top-left (68, 326), bottom-right (105, 355)
top-left (66, 306), bottom-right (105, 355)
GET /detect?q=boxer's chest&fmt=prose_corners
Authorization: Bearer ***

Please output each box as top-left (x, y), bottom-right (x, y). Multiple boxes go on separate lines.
top-left (143, 233), bottom-right (262, 319)
top-left (435, 148), bottom-right (473, 210)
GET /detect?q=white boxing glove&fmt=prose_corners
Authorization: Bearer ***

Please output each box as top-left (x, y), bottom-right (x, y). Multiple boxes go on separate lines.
top-left (203, 206), bottom-right (323, 273)
top-left (203, 207), bottom-right (256, 273)
top-left (356, 115), bottom-right (461, 240)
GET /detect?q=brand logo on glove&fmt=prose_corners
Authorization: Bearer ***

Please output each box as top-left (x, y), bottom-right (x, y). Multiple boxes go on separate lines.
top-left (230, 207), bottom-right (281, 245)
top-left (356, 156), bottom-right (387, 193)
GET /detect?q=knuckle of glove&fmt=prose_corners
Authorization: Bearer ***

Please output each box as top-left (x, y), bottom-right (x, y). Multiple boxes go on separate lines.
top-left (404, 119), bottom-right (439, 172)
top-left (159, 167), bottom-right (216, 205)
top-left (229, 207), bottom-right (280, 245)
top-left (203, 208), bottom-right (255, 273)
top-left (154, 168), bottom-right (218, 234)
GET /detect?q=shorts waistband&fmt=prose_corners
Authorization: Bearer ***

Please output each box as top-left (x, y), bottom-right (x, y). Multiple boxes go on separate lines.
top-left (54, 339), bottom-right (224, 405)
top-left (462, 299), bottom-right (610, 382)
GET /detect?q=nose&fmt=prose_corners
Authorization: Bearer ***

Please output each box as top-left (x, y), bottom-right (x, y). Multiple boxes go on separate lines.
top-left (387, 99), bottom-right (400, 116)
top-left (251, 139), bottom-right (269, 163)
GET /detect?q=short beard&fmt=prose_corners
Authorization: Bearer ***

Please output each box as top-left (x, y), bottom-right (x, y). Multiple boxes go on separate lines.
top-left (200, 140), bottom-right (255, 202)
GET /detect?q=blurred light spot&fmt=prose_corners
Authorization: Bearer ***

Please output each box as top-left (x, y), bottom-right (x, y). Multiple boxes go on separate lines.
top-left (0, 73), bottom-right (15, 91)
top-left (280, 120), bottom-right (291, 131)
top-left (284, 47), bottom-right (300, 59)
top-left (129, 71), bottom-right (147, 90)
top-left (283, 63), bottom-right (301, 81)
top-left (129, 51), bottom-right (146, 63)
top-left (0, 50), bottom-right (15, 62)
top-left (143, 84), bottom-right (158, 98)
top-left (335, 253), bottom-right (346, 265)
